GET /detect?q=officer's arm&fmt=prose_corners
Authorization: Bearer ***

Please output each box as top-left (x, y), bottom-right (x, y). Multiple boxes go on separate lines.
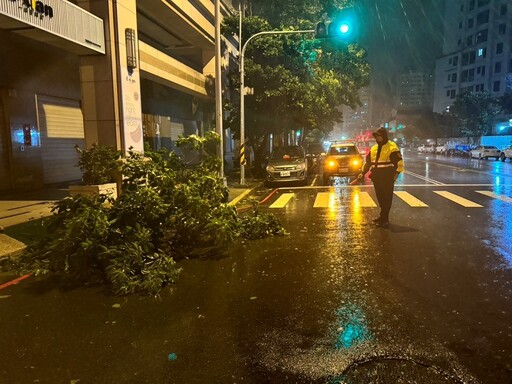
top-left (390, 150), bottom-right (404, 175)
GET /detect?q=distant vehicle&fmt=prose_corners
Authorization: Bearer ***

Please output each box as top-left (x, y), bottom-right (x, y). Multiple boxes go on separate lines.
top-left (500, 146), bottom-right (512, 162)
top-left (435, 144), bottom-right (447, 154)
top-left (418, 145), bottom-right (434, 153)
top-left (265, 146), bottom-right (308, 186)
top-left (470, 145), bottom-right (501, 160)
top-left (355, 131), bottom-right (376, 156)
top-left (306, 143), bottom-right (326, 169)
top-left (322, 143), bottom-right (363, 185)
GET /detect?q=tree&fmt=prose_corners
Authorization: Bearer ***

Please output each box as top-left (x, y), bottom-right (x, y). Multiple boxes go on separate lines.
top-left (498, 92), bottom-right (512, 115)
top-left (222, 0), bottom-right (370, 174)
top-left (449, 91), bottom-right (502, 137)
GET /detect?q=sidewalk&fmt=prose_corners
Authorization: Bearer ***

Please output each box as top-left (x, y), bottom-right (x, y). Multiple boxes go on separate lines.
top-left (0, 178), bottom-right (263, 258)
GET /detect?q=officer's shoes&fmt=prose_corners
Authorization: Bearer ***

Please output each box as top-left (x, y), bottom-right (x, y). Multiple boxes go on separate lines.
top-left (375, 221), bottom-right (390, 228)
top-left (372, 217), bottom-right (381, 223)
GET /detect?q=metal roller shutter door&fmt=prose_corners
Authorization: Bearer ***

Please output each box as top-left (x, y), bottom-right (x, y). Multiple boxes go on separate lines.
top-left (37, 95), bottom-right (85, 184)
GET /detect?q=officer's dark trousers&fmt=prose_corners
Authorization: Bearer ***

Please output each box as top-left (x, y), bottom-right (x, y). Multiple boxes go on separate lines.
top-left (371, 167), bottom-right (395, 222)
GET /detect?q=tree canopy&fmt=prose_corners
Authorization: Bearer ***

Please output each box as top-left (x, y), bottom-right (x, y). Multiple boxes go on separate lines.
top-left (222, 0), bottom-right (370, 171)
top-left (449, 91), bottom-right (503, 137)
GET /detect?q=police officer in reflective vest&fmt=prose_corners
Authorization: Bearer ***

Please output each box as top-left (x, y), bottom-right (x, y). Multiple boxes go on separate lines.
top-left (358, 127), bottom-right (404, 228)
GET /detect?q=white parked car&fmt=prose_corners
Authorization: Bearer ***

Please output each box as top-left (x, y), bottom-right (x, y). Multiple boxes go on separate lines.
top-left (500, 146), bottom-right (512, 162)
top-left (435, 144), bottom-right (446, 154)
top-left (470, 145), bottom-right (501, 160)
top-left (417, 145), bottom-right (434, 153)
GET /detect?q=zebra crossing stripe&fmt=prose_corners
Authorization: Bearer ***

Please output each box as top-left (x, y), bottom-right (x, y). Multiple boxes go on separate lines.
top-left (313, 192), bottom-right (333, 208)
top-left (476, 191), bottom-right (512, 203)
top-left (354, 191), bottom-right (378, 207)
top-left (394, 191), bottom-right (428, 207)
top-left (433, 191), bottom-right (483, 207)
top-left (269, 193), bottom-right (295, 208)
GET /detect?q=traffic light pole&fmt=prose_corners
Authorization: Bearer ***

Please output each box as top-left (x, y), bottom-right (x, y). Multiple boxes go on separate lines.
top-left (239, 29), bottom-right (314, 186)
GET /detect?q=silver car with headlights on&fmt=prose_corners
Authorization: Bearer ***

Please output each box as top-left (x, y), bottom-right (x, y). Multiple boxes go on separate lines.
top-left (265, 146), bottom-right (308, 187)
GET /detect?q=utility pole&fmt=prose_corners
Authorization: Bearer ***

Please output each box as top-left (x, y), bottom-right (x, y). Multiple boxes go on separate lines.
top-left (215, 0), bottom-right (226, 185)
top-left (239, 29), bottom-right (314, 186)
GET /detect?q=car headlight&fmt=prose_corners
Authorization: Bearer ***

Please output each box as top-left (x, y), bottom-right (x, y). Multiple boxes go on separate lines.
top-left (266, 165), bottom-right (275, 172)
top-left (352, 159), bottom-right (361, 166)
top-left (296, 163), bottom-right (306, 170)
top-left (326, 160), bottom-right (337, 168)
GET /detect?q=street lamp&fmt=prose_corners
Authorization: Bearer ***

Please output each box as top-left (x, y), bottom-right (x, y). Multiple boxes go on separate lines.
top-left (239, 29), bottom-right (314, 185)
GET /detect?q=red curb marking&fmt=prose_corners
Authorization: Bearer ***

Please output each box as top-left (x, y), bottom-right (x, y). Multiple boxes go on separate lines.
top-left (259, 188), bottom-right (280, 205)
top-left (0, 274), bottom-right (32, 290)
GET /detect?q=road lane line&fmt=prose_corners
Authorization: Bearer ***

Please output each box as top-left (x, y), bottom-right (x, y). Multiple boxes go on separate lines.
top-left (354, 191), bottom-right (378, 207)
top-left (404, 170), bottom-right (445, 185)
top-left (476, 191), bottom-right (512, 203)
top-left (394, 191), bottom-right (429, 207)
top-left (434, 191), bottom-right (483, 207)
top-left (269, 193), bottom-right (295, 208)
top-left (313, 192), bottom-right (333, 208)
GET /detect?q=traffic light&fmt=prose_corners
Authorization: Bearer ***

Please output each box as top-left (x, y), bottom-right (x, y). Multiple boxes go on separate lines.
top-left (315, 9), bottom-right (357, 41)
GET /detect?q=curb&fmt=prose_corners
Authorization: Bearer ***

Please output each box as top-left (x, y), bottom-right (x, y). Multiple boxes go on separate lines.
top-left (228, 182), bottom-right (263, 207)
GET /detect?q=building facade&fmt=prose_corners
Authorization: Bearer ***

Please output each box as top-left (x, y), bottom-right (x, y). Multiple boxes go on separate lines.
top-left (396, 71), bottom-right (434, 111)
top-left (0, 0), bottom-right (237, 194)
top-left (433, 0), bottom-right (512, 113)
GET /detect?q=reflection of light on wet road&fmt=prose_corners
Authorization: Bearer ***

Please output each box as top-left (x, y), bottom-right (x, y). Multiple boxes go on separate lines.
top-left (334, 303), bottom-right (372, 349)
top-left (481, 186), bottom-right (512, 268)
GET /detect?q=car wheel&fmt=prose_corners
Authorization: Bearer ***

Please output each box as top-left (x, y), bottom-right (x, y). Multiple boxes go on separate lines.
top-left (501, 153), bottom-right (506, 161)
top-left (478, 154), bottom-right (482, 159)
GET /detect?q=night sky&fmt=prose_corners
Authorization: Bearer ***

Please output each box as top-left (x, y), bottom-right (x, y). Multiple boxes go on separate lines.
top-left (355, 0), bottom-right (446, 95)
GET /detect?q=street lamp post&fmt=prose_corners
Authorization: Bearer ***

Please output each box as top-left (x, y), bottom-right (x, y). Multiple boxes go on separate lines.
top-left (214, 0), bottom-right (226, 184)
top-left (239, 29), bottom-right (314, 186)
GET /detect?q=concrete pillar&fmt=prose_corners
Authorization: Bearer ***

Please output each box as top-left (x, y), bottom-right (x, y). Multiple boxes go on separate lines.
top-left (77, 0), bottom-right (143, 153)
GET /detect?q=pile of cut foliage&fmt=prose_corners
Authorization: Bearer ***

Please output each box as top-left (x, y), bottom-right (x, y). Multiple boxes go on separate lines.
top-left (11, 133), bottom-right (286, 295)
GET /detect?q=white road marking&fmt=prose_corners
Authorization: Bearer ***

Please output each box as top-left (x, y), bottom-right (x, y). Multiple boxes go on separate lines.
top-left (394, 191), bottom-right (429, 207)
top-left (269, 193), bottom-right (295, 208)
top-left (433, 191), bottom-right (483, 207)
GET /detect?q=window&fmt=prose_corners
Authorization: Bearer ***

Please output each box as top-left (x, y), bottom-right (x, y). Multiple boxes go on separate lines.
top-left (467, 36), bottom-right (473, 46)
top-left (453, 56), bottom-right (458, 66)
top-left (496, 42), bottom-right (504, 54)
top-left (495, 62), bottom-right (502, 73)
top-left (461, 69), bottom-right (469, 82)
top-left (477, 0), bottom-right (490, 7)
top-left (469, 0), bottom-right (475, 11)
top-left (501, 4), bottom-right (507, 15)
top-left (498, 24), bottom-right (506, 35)
top-left (481, 65), bottom-right (485, 76)
top-left (458, 39), bottom-right (462, 46)
top-left (450, 89), bottom-right (456, 99)
top-left (493, 81), bottom-right (501, 92)
top-left (452, 73), bottom-right (457, 82)
top-left (446, 90), bottom-right (450, 97)
top-left (459, 21), bottom-right (463, 29)
top-left (476, 10), bottom-right (489, 25)
top-left (468, 18), bottom-right (474, 28)
top-left (449, 58), bottom-right (452, 65)
top-left (460, 4), bottom-right (464, 12)
top-left (475, 29), bottom-right (488, 43)
top-left (469, 51), bottom-right (476, 64)
top-left (477, 47), bottom-right (487, 58)
top-left (469, 68), bottom-right (475, 81)
top-left (462, 52), bottom-right (469, 66)
top-left (475, 84), bottom-right (484, 92)
top-left (448, 74), bottom-right (451, 81)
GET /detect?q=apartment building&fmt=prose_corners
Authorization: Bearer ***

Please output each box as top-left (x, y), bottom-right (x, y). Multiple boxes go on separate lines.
top-left (396, 71), bottom-right (434, 111)
top-left (433, 0), bottom-right (512, 113)
top-left (0, 0), bottom-right (237, 193)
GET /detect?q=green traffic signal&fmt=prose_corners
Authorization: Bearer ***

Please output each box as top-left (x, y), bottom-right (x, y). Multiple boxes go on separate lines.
top-left (315, 9), bottom-right (357, 40)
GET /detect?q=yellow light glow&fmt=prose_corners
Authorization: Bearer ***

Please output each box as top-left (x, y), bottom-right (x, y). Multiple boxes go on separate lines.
top-left (352, 159), bottom-right (360, 166)
top-left (351, 189), bottom-right (363, 224)
top-left (328, 160), bottom-right (337, 168)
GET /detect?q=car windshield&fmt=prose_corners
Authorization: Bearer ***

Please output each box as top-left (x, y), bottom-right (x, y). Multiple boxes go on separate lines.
top-left (270, 146), bottom-right (304, 160)
top-left (329, 145), bottom-right (358, 155)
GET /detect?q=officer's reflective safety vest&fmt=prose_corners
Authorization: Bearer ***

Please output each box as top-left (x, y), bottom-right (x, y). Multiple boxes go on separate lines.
top-left (369, 142), bottom-right (404, 173)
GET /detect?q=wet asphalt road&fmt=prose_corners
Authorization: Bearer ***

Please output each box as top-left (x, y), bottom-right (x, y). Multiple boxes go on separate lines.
top-left (0, 151), bottom-right (511, 384)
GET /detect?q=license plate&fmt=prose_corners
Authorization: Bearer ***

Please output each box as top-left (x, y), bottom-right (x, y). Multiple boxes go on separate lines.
top-left (338, 167), bottom-right (349, 173)
top-left (280, 171), bottom-right (291, 177)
